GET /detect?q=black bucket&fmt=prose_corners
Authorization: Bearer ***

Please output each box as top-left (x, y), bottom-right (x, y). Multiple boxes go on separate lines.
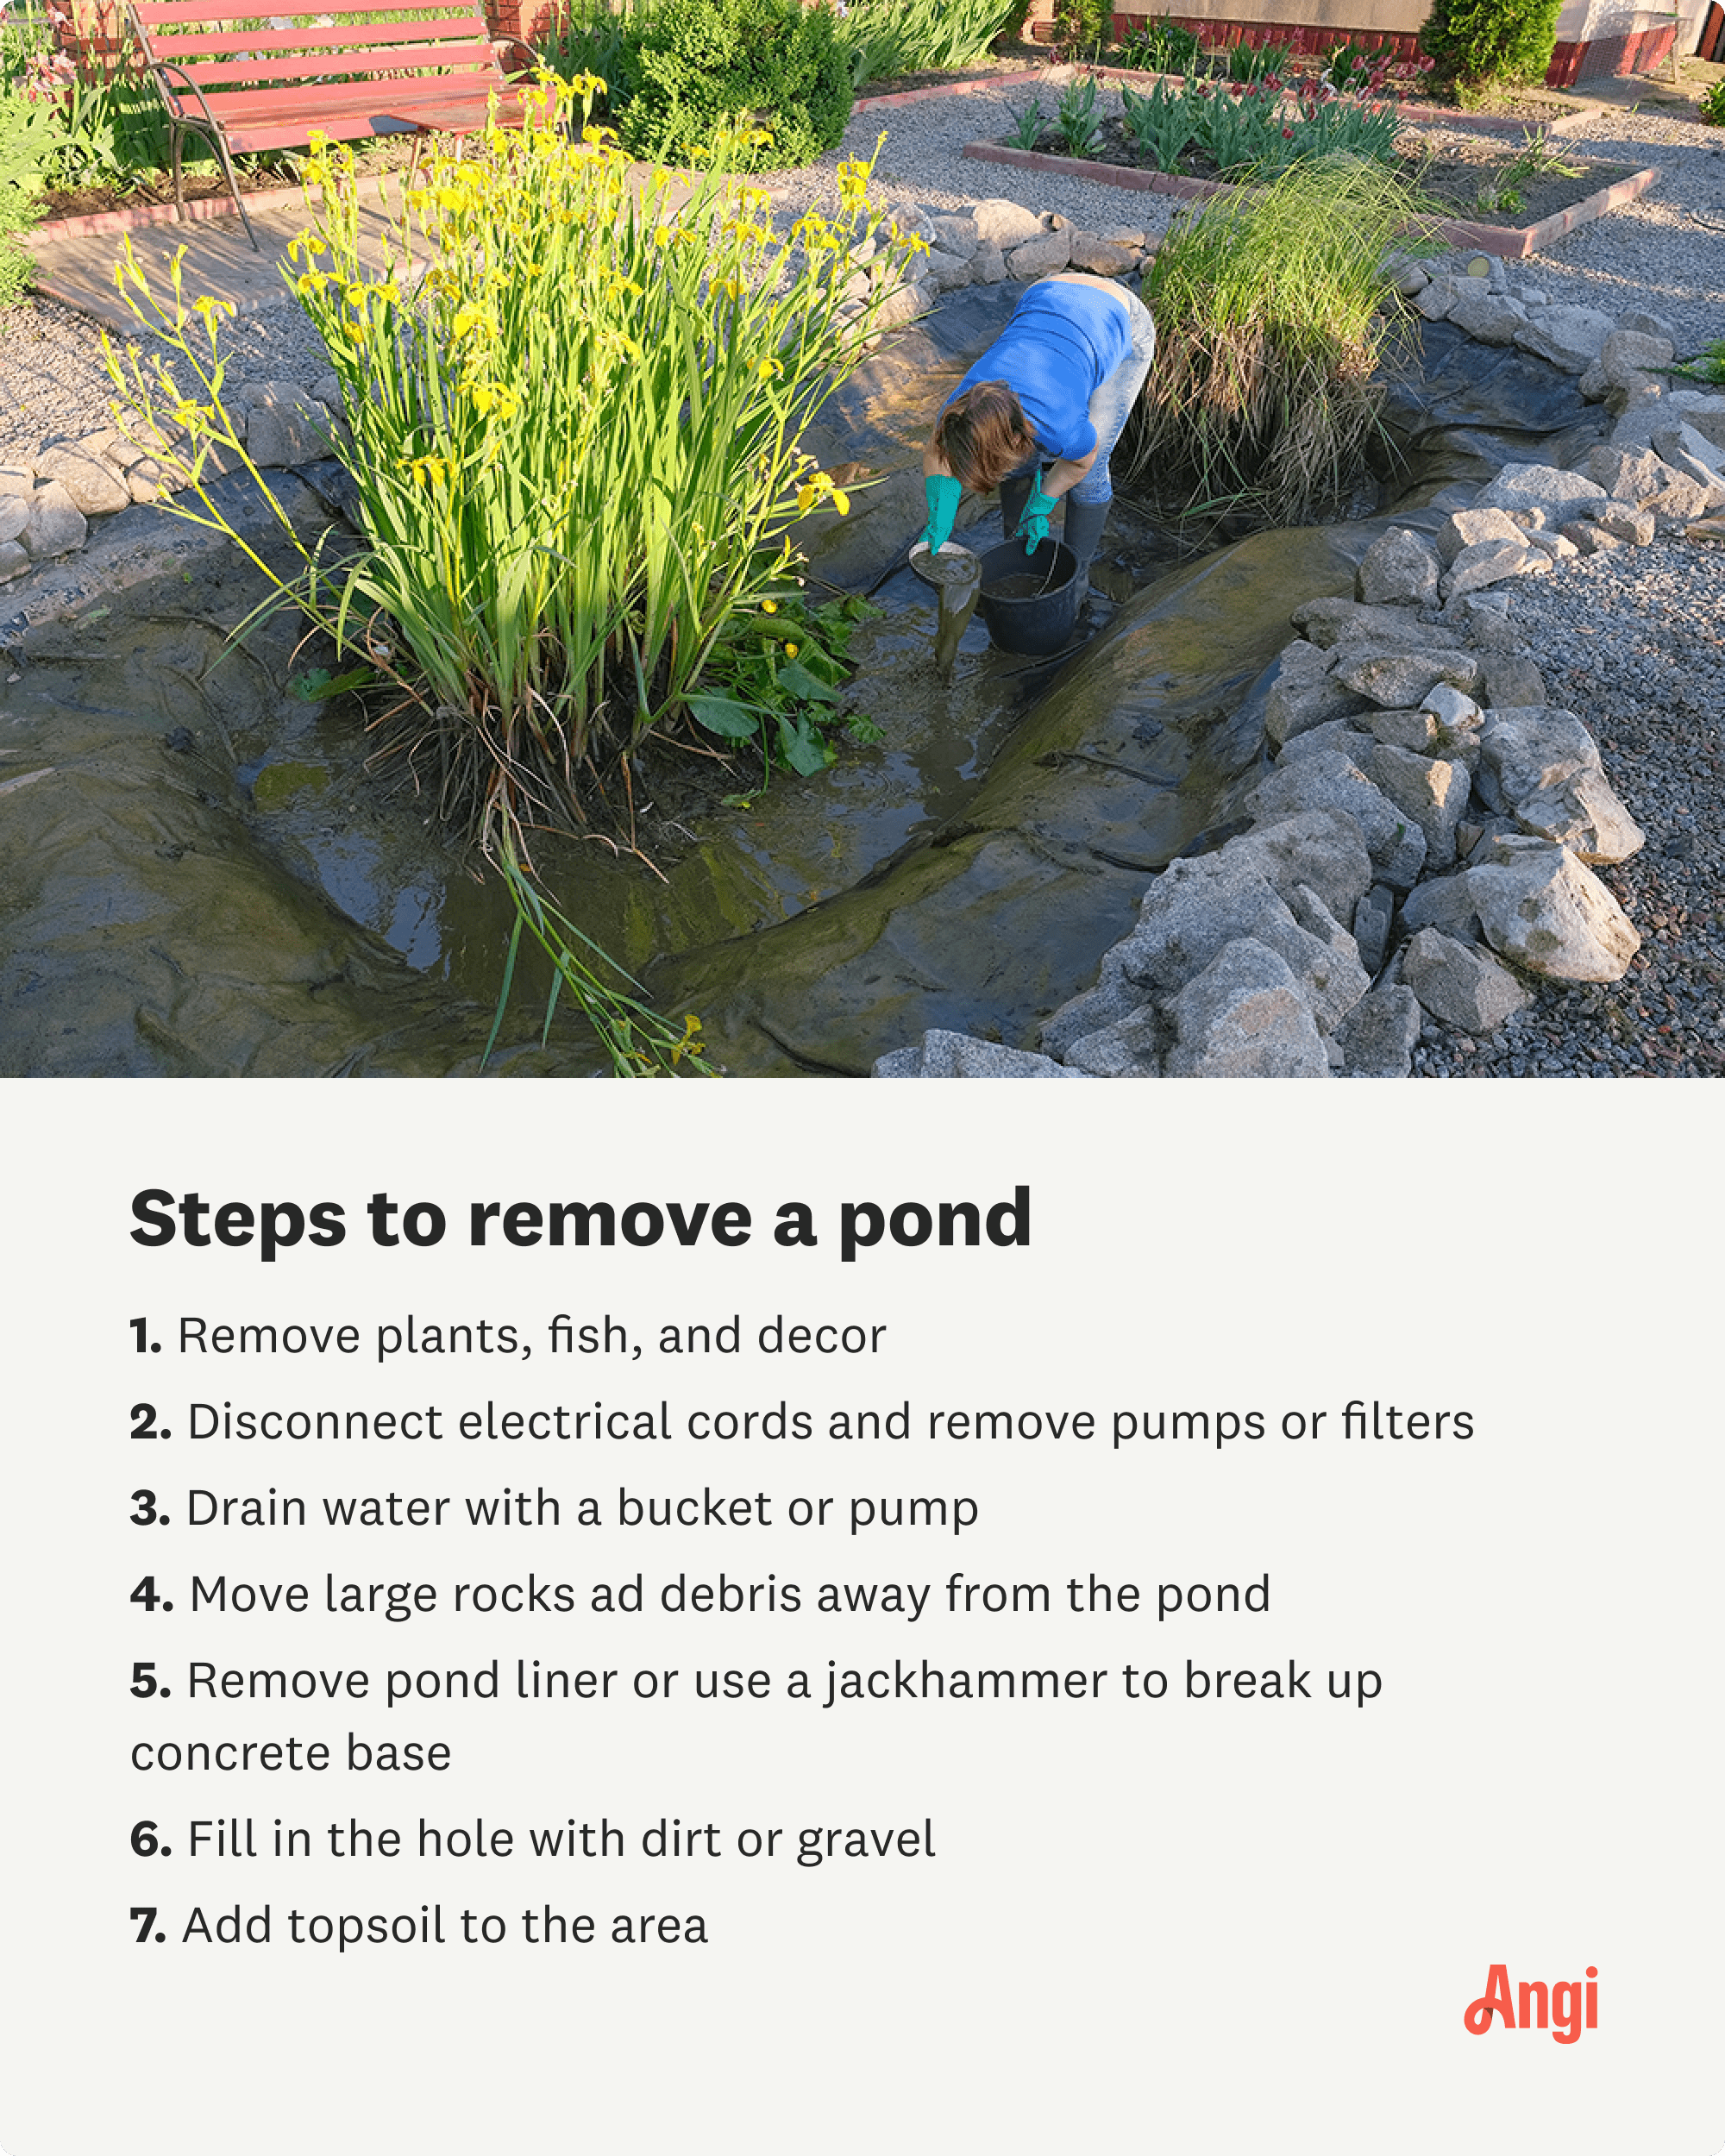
top-left (975, 539), bottom-right (1082, 655)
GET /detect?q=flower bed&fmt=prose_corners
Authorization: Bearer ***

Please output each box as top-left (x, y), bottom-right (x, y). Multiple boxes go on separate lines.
top-left (964, 132), bottom-right (1662, 260)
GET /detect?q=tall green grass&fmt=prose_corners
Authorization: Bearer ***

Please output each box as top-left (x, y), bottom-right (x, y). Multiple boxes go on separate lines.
top-left (844, 0), bottom-right (1018, 88)
top-left (1123, 158), bottom-right (1416, 524)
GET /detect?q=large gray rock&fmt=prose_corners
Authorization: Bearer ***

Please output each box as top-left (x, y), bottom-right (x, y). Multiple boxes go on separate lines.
top-left (928, 214), bottom-right (980, 260)
top-left (1333, 643), bottom-right (1486, 709)
top-left (1402, 927), bottom-right (1529, 1031)
top-left (1592, 501), bottom-right (1656, 545)
top-left (1411, 275), bottom-right (1459, 323)
top-left (232, 382), bottom-right (337, 468)
top-left (1665, 390), bottom-right (1725, 449)
top-left (1441, 537), bottom-right (1551, 600)
top-left (1583, 442), bottom-right (1671, 504)
top-left (1370, 706), bottom-right (1441, 754)
top-left (21, 481), bottom-right (88, 559)
top-left (1480, 649), bottom-right (1548, 709)
top-left (1062, 1002), bottom-right (1167, 1076)
top-left (969, 242), bottom-right (1008, 285)
top-left (1164, 940), bottom-right (1330, 1078)
top-left (1333, 983), bottom-right (1421, 1076)
top-left (1475, 461), bottom-right (1609, 529)
top-left (1355, 526), bottom-right (1440, 606)
top-left (1263, 638), bottom-right (1371, 748)
top-left (0, 538), bottom-right (28, 582)
top-left (1446, 285), bottom-right (1528, 346)
top-left (1421, 680), bottom-right (1483, 736)
top-left (1642, 464), bottom-right (1723, 522)
top-left (1515, 768), bottom-right (1645, 865)
top-left (1476, 705), bottom-right (1600, 814)
top-left (1275, 718), bottom-right (1377, 766)
top-left (1039, 970), bottom-right (1145, 1062)
top-left (0, 493), bottom-right (27, 546)
top-left (1351, 884), bottom-right (1394, 975)
top-left (1653, 420), bottom-right (1725, 480)
top-left (1113, 847), bottom-right (1368, 1028)
top-left (1005, 231), bottom-right (1071, 279)
top-left (1368, 744), bottom-right (1471, 869)
top-left (873, 1030), bottom-right (1089, 1078)
top-left (1434, 505), bottom-right (1526, 564)
top-left (1285, 881), bottom-right (1371, 1031)
top-left (1513, 304), bottom-right (1614, 373)
top-left (970, 197), bottom-right (1046, 248)
top-left (1066, 232), bottom-right (1138, 275)
top-left (1601, 326), bottom-right (1676, 385)
top-left (1226, 809), bottom-right (1373, 927)
top-left (922, 247), bottom-right (975, 292)
top-left (1398, 870), bottom-right (1483, 944)
top-left (1245, 749), bottom-right (1427, 889)
top-left (1468, 835), bottom-right (1640, 981)
top-left (1290, 597), bottom-right (1445, 652)
top-left (34, 442), bottom-right (130, 517)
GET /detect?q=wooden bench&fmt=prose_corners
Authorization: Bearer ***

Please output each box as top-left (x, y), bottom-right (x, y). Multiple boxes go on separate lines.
top-left (124, 0), bottom-right (542, 250)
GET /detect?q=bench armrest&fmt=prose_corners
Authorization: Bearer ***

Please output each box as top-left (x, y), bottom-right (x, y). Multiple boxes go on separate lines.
top-left (491, 33), bottom-right (538, 75)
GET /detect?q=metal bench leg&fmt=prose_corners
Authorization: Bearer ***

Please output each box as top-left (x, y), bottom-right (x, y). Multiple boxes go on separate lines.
top-left (212, 132), bottom-right (262, 254)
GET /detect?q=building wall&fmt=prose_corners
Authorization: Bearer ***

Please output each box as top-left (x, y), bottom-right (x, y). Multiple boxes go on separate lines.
top-left (1100, 0), bottom-right (1708, 79)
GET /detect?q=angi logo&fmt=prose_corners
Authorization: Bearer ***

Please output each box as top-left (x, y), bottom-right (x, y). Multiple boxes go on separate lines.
top-left (1464, 1965), bottom-right (1597, 2045)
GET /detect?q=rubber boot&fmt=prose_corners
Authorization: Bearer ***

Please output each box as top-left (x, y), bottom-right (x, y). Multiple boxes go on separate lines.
top-left (1060, 494), bottom-right (1110, 602)
top-left (998, 472), bottom-right (1035, 547)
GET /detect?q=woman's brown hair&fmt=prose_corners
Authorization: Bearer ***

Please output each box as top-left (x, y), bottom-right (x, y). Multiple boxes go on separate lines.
top-left (933, 380), bottom-right (1038, 492)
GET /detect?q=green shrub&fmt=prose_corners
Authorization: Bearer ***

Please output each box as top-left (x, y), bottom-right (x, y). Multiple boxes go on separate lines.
top-left (1116, 15), bottom-right (1204, 74)
top-left (1053, 0), bottom-right (1111, 59)
top-left (1418, 0), bottom-right (1561, 87)
top-left (1698, 78), bottom-right (1725, 122)
top-left (618, 0), bottom-right (853, 169)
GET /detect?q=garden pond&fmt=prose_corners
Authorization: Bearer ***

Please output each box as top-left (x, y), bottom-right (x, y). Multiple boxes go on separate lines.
top-left (0, 298), bottom-right (1603, 1075)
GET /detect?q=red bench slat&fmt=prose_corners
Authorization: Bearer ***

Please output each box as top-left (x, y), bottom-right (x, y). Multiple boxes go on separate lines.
top-left (222, 90), bottom-right (533, 150)
top-left (147, 18), bottom-right (487, 55)
top-left (171, 41), bottom-right (497, 87)
top-left (186, 72), bottom-right (492, 120)
top-left (135, 0), bottom-right (486, 25)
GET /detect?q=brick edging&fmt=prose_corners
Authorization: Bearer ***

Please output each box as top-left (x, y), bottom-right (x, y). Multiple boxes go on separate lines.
top-left (23, 181), bottom-right (310, 248)
top-left (963, 139), bottom-right (1661, 258)
top-left (855, 69), bottom-right (1048, 110)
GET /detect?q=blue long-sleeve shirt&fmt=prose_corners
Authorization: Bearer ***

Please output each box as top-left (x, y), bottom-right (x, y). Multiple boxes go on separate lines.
top-left (948, 281), bottom-right (1132, 462)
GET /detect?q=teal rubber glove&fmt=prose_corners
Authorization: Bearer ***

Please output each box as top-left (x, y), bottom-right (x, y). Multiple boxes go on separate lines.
top-left (920, 473), bottom-right (963, 555)
top-left (1016, 475), bottom-right (1059, 555)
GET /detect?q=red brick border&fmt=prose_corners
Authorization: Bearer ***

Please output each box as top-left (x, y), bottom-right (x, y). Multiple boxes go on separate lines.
top-left (963, 139), bottom-right (1660, 259)
top-left (23, 182), bottom-right (310, 248)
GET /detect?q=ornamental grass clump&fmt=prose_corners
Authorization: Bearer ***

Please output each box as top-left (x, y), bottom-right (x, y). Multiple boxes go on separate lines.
top-left (107, 78), bottom-right (924, 1073)
top-left (1122, 159), bottom-right (1415, 524)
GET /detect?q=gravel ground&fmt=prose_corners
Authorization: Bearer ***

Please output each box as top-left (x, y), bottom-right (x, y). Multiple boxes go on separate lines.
top-left (1408, 542), bottom-right (1725, 1079)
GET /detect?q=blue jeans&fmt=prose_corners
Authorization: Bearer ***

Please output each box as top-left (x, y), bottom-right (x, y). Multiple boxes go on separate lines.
top-left (1069, 287), bottom-right (1157, 507)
